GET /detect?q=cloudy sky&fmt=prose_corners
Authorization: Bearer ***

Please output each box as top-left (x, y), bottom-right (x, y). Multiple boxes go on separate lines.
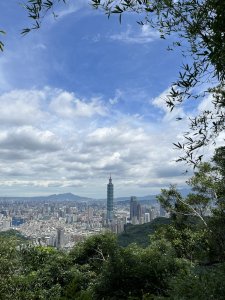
top-left (0, 1), bottom-right (216, 198)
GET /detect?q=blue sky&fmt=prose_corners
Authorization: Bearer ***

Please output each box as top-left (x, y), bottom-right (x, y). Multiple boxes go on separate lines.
top-left (0, 0), bottom-right (216, 198)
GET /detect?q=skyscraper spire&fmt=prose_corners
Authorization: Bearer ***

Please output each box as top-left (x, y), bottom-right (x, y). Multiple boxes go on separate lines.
top-left (107, 175), bottom-right (114, 221)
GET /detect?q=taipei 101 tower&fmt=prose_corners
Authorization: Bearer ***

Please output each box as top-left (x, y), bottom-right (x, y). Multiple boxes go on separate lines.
top-left (107, 175), bottom-right (114, 221)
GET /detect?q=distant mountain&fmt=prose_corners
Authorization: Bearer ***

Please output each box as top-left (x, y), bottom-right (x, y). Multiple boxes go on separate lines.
top-left (0, 188), bottom-right (191, 203)
top-left (44, 193), bottom-right (92, 202)
top-left (0, 193), bottom-right (93, 202)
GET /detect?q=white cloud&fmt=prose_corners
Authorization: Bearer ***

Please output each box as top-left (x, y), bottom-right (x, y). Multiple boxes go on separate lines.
top-left (54, 0), bottom-right (90, 19)
top-left (0, 56), bottom-right (13, 92)
top-left (152, 87), bottom-right (186, 122)
top-left (33, 43), bottom-right (47, 50)
top-left (0, 86), bottom-right (195, 197)
top-left (0, 89), bottom-right (47, 126)
top-left (109, 89), bottom-right (123, 105)
top-left (50, 91), bottom-right (107, 118)
top-left (152, 88), bottom-right (170, 111)
top-left (197, 94), bottom-right (215, 113)
top-left (0, 126), bottom-right (61, 152)
top-left (110, 24), bottom-right (159, 44)
top-left (0, 179), bottom-right (83, 188)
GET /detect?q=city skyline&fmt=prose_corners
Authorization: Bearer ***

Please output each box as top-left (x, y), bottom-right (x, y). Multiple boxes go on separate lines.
top-left (0, 1), bottom-right (219, 198)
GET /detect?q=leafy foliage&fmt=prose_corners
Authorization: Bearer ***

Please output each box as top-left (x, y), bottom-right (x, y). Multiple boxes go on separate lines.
top-left (21, 0), bottom-right (66, 35)
top-left (0, 236), bottom-right (19, 300)
top-left (92, 0), bottom-right (225, 165)
top-left (93, 240), bottom-right (189, 299)
top-left (0, 30), bottom-right (5, 51)
top-left (170, 263), bottom-right (225, 300)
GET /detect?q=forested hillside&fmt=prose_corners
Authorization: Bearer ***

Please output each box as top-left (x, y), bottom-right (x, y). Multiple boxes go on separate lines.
top-left (118, 217), bottom-right (171, 247)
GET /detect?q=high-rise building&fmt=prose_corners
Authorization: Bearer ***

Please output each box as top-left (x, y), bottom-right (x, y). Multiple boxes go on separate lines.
top-left (87, 206), bottom-right (94, 221)
top-left (137, 203), bottom-right (142, 221)
top-left (56, 227), bottom-right (64, 249)
top-left (107, 175), bottom-right (114, 221)
top-left (150, 207), bottom-right (156, 221)
top-left (144, 212), bottom-right (150, 223)
top-left (130, 196), bottom-right (142, 224)
top-left (130, 196), bottom-right (138, 220)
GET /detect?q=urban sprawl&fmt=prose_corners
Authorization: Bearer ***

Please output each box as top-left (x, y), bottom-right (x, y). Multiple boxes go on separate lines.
top-left (0, 177), bottom-right (167, 250)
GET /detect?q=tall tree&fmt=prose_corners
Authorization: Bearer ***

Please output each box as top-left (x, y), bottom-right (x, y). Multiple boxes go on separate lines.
top-left (186, 162), bottom-right (216, 216)
top-left (212, 146), bottom-right (225, 202)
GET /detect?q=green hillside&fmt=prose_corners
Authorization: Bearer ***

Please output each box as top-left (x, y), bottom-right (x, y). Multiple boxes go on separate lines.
top-left (118, 217), bottom-right (171, 247)
top-left (0, 229), bottom-right (28, 243)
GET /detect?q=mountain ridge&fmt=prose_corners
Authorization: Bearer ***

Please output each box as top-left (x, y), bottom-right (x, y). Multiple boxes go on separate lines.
top-left (0, 188), bottom-right (190, 202)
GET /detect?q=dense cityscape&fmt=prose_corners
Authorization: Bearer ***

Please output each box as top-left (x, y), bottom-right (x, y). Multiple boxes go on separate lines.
top-left (0, 176), bottom-right (166, 249)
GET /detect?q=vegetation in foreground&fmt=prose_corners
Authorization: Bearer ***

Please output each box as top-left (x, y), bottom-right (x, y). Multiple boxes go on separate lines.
top-left (1, 147), bottom-right (225, 299)
top-left (118, 217), bottom-right (171, 248)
